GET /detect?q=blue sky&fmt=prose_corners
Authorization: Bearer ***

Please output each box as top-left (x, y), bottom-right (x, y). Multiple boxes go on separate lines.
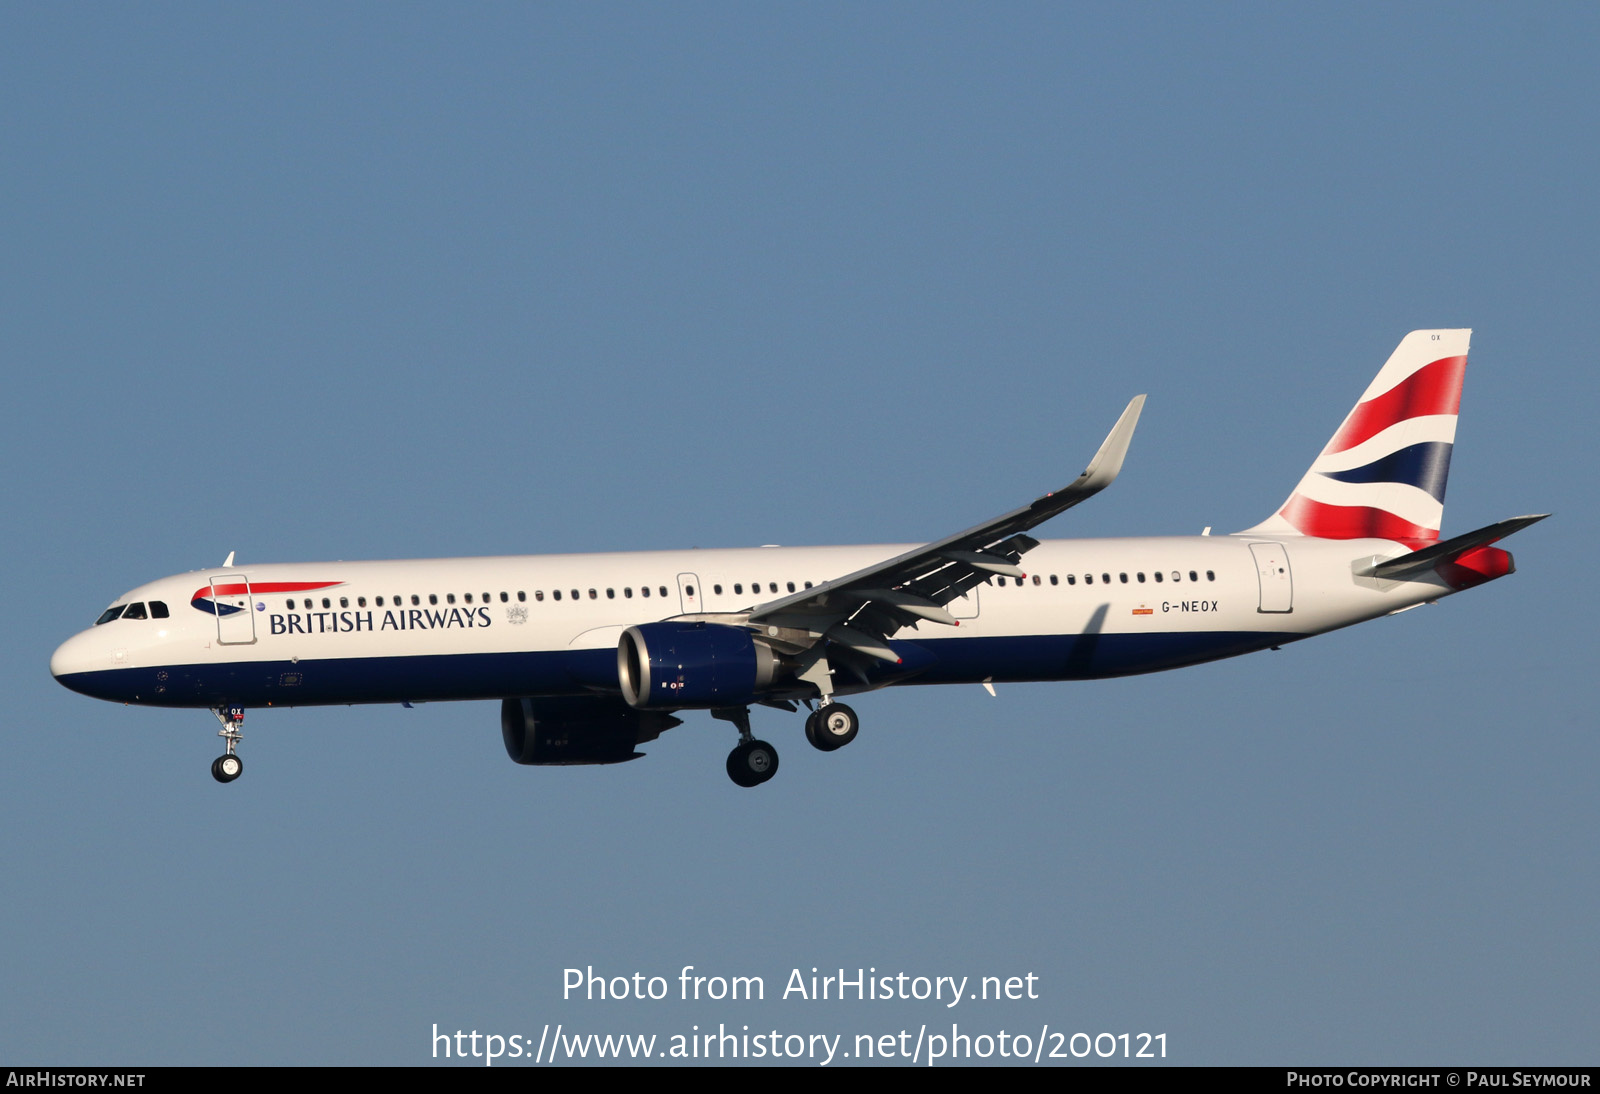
top-left (2, 4), bottom-right (1594, 1065)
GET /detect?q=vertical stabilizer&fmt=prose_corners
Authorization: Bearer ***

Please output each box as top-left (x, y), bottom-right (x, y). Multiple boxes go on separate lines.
top-left (1242, 329), bottom-right (1469, 544)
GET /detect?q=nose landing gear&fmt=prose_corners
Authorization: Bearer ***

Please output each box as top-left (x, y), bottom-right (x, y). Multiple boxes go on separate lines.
top-left (211, 705), bottom-right (245, 784)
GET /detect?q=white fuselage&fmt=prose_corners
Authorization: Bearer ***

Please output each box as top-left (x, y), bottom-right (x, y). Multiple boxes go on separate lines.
top-left (50, 533), bottom-right (1441, 710)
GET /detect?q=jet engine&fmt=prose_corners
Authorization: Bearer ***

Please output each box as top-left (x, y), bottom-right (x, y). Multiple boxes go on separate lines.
top-left (501, 696), bottom-right (681, 765)
top-left (617, 621), bottom-right (786, 709)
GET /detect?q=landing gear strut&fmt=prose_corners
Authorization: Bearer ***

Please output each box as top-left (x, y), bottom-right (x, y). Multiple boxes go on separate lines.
top-left (211, 705), bottom-right (245, 784)
top-left (713, 707), bottom-right (779, 788)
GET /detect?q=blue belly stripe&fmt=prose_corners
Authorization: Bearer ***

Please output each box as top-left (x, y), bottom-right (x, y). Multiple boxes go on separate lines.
top-left (53, 630), bottom-right (1298, 709)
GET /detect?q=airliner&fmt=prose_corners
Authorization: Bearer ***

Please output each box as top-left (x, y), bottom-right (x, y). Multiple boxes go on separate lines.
top-left (51, 330), bottom-right (1544, 788)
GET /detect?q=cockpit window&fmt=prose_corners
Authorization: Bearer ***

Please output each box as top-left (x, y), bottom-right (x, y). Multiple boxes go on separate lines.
top-left (122, 602), bottom-right (148, 620)
top-left (149, 601), bottom-right (169, 618)
top-left (95, 606), bottom-right (126, 625)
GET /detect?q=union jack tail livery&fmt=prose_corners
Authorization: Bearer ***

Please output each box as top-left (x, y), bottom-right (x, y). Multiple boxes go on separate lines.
top-left (1245, 329), bottom-right (1470, 545)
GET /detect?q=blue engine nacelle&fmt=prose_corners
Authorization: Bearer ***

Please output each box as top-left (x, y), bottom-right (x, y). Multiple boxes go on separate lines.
top-left (501, 696), bottom-right (682, 765)
top-left (617, 621), bottom-right (785, 709)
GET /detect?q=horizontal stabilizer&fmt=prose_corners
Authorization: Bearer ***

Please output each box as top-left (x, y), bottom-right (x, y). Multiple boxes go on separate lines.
top-left (1361, 514), bottom-right (1549, 582)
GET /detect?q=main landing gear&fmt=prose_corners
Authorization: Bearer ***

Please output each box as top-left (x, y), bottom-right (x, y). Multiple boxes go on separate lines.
top-left (211, 705), bottom-right (245, 784)
top-left (804, 702), bottom-right (859, 752)
top-left (726, 738), bottom-right (779, 788)
top-left (713, 707), bottom-right (778, 788)
top-left (714, 700), bottom-right (862, 787)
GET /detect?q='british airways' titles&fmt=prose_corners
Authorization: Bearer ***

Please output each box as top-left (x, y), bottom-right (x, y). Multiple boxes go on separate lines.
top-left (269, 606), bottom-right (494, 635)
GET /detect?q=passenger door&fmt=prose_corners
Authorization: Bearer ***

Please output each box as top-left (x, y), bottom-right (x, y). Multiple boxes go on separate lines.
top-left (209, 575), bottom-right (258, 644)
top-left (1248, 543), bottom-right (1293, 613)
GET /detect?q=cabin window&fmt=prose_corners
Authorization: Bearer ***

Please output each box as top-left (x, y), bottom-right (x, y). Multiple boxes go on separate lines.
top-left (535, 591), bottom-right (545, 602)
top-left (410, 595), bottom-right (420, 606)
top-left (357, 597), bottom-right (367, 607)
top-left (804, 581), bottom-right (813, 589)
top-left (734, 583), bottom-right (743, 595)
top-left (1136, 573), bottom-right (1145, 583)
top-left (1206, 570), bottom-right (1216, 581)
top-left (323, 597), bottom-right (332, 608)
top-left (1084, 574), bottom-right (1093, 585)
top-left (1189, 571), bottom-right (1198, 582)
top-left (606, 588), bottom-right (615, 599)
top-left (553, 590), bottom-right (562, 601)
top-left (123, 602), bottom-right (148, 620)
top-left (286, 599), bottom-right (297, 610)
top-left (787, 581), bottom-right (796, 592)
top-left (659, 586), bottom-right (668, 597)
top-left (641, 586), bottom-right (651, 597)
top-left (1153, 572), bottom-right (1163, 583)
top-left (341, 597), bottom-right (350, 607)
top-left (1067, 575), bottom-right (1076, 585)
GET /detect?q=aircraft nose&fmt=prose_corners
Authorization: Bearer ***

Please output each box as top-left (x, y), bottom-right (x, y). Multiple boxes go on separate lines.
top-left (50, 630), bottom-right (102, 686)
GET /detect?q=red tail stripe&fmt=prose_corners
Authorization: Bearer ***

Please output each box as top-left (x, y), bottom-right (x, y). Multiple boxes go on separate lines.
top-left (1326, 355), bottom-right (1466, 454)
top-left (1279, 494), bottom-right (1438, 544)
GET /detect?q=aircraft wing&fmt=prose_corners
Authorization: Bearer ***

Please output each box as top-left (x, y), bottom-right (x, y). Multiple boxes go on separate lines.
top-left (746, 395), bottom-right (1146, 661)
